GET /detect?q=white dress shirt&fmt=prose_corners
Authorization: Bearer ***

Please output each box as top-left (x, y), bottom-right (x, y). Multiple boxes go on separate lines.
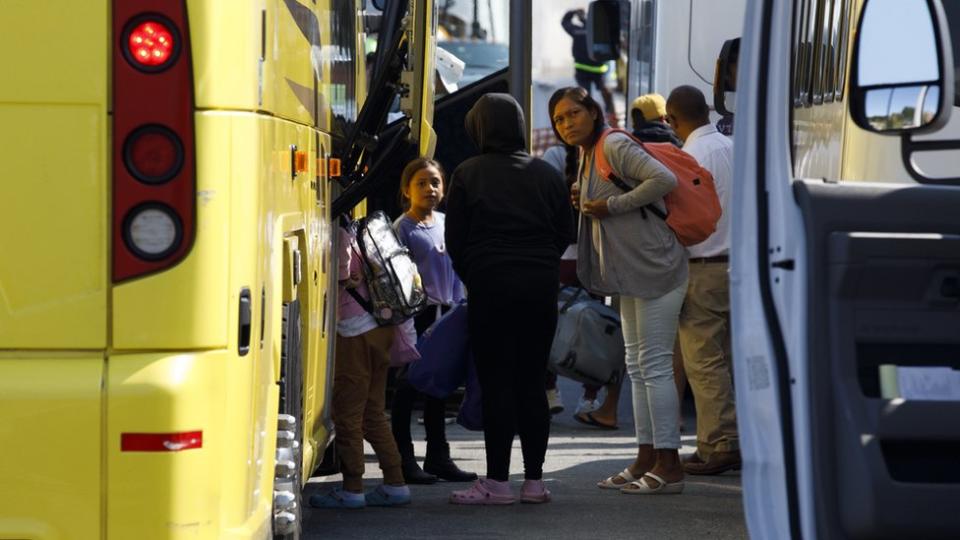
top-left (681, 124), bottom-right (734, 258)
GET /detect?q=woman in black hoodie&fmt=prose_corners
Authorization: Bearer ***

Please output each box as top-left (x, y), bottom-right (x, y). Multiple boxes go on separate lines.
top-left (445, 93), bottom-right (574, 504)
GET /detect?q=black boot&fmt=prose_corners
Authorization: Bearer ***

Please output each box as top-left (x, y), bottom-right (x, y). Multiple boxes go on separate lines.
top-left (399, 444), bottom-right (437, 485)
top-left (424, 443), bottom-right (477, 483)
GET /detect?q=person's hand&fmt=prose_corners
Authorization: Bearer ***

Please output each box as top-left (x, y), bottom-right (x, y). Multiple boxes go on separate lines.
top-left (575, 8), bottom-right (586, 18)
top-left (582, 198), bottom-right (610, 219)
top-left (570, 183), bottom-right (581, 210)
top-left (343, 271), bottom-right (363, 289)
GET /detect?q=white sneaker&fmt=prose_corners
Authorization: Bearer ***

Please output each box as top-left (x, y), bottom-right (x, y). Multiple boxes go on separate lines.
top-left (547, 388), bottom-right (564, 415)
top-left (575, 397), bottom-right (599, 415)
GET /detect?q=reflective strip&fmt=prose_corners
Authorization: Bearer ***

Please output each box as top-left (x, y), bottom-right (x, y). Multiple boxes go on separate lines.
top-left (574, 62), bottom-right (608, 74)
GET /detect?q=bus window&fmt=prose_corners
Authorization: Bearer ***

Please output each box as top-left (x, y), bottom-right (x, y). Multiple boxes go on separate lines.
top-left (809, 0), bottom-right (827, 105)
top-left (794, 0), bottom-right (812, 106)
top-left (327, 3), bottom-right (360, 136)
top-left (833, 0), bottom-right (852, 100)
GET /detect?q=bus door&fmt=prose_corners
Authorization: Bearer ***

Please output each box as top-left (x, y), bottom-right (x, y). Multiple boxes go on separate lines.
top-left (732, 0), bottom-right (960, 538)
top-left (332, 0), bottom-right (438, 217)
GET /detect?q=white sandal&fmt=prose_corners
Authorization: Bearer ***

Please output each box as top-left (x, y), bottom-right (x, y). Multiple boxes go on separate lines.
top-left (620, 472), bottom-right (684, 495)
top-left (596, 468), bottom-right (639, 489)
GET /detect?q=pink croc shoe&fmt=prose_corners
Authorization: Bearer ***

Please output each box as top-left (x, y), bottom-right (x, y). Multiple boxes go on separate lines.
top-left (449, 478), bottom-right (516, 505)
top-left (520, 479), bottom-right (552, 504)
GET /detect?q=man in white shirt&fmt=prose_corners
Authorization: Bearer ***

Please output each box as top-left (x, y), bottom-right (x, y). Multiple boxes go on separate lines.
top-left (666, 85), bottom-right (740, 475)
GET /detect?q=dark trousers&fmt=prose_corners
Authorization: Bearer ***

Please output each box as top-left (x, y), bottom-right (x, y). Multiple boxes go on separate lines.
top-left (391, 305), bottom-right (450, 458)
top-left (468, 266), bottom-right (558, 481)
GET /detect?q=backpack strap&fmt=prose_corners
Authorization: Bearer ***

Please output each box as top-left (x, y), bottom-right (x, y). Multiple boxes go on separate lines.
top-left (592, 128), bottom-right (668, 222)
top-left (346, 287), bottom-right (374, 315)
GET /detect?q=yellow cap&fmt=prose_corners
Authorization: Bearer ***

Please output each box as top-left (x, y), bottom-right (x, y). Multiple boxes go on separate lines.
top-left (630, 94), bottom-right (667, 122)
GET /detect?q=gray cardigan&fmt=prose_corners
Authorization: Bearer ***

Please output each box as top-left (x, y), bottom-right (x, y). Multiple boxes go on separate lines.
top-left (576, 132), bottom-right (688, 299)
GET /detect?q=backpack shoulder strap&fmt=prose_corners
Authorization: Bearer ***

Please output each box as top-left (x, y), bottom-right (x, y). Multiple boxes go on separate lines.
top-left (593, 128), bottom-right (644, 192)
top-left (593, 128), bottom-right (668, 221)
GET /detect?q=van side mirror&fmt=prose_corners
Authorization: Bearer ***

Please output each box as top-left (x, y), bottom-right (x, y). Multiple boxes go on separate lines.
top-left (714, 37), bottom-right (740, 116)
top-left (587, 1), bottom-right (622, 63)
top-left (850, 0), bottom-right (954, 134)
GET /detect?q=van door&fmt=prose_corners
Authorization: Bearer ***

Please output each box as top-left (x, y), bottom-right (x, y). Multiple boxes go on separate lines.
top-left (733, 0), bottom-right (960, 539)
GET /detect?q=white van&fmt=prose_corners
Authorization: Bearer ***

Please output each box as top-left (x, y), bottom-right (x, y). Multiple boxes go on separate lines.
top-left (726, 0), bottom-right (960, 538)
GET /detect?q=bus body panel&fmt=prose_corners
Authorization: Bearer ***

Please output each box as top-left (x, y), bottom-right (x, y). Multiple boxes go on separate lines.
top-left (188, 0), bottom-right (320, 126)
top-left (0, 355), bottom-right (103, 540)
top-left (188, 1), bottom-right (262, 113)
top-left (0, 0), bottom-right (109, 349)
top-left (0, 104), bottom-right (109, 349)
top-left (112, 112), bottom-right (233, 351)
top-left (105, 350), bottom-right (280, 539)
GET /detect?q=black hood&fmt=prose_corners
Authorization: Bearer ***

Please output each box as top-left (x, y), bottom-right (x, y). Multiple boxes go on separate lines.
top-left (465, 93), bottom-right (526, 154)
top-left (632, 120), bottom-right (683, 147)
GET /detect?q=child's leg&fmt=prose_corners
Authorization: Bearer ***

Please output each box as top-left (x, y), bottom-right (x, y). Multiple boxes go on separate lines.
top-left (361, 326), bottom-right (405, 486)
top-left (332, 333), bottom-right (374, 493)
top-left (390, 375), bottom-right (417, 454)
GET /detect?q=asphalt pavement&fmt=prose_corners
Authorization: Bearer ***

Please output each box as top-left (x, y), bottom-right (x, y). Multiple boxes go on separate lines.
top-left (303, 377), bottom-right (748, 539)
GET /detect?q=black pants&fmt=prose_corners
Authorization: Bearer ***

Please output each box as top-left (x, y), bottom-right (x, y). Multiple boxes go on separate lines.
top-left (468, 266), bottom-right (558, 481)
top-left (391, 305), bottom-right (449, 458)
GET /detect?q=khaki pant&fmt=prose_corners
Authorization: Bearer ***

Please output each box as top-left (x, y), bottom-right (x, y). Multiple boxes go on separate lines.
top-left (333, 326), bottom-right (404, 491)
top-left (678, 261), bottom-right (738, 459)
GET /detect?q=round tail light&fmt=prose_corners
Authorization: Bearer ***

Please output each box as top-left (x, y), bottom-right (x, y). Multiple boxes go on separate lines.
top-left (122, 16), bottom-right (180, 72)
top-left (123, 125), bottom-right (184, 184)
top-left (123, 204), bottom-right (183, 261)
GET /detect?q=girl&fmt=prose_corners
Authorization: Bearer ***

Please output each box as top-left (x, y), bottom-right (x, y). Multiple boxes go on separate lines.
top-left (549, 86), bottom-right (688, 495)
top-left (390, 157), bottom-right (476, 484)
top-left (309, 216), bottom-right (411, 509)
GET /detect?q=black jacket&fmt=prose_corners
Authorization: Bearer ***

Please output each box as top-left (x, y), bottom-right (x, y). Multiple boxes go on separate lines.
top-left (445, 94), bottom-right (574, 285)
top-left (562, 11), bottom-right (602, 68)
top-left (632, 120), bottom-right (684, 147)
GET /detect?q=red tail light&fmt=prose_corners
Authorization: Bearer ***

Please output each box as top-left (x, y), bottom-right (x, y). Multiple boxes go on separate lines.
top-left (113, 2), bottom-right (195, 282)
top-left (123, 18), bottom-right (179, 71)
top-left (124, 125), bottom-right (184, 184)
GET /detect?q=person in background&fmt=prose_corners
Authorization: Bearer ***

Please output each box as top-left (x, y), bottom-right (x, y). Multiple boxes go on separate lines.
top-left (390, 158), bottom-right (477, 485)
top-left (445, 93), bottom-right (574, 505)
top-left (630, 94), bottom-right (684, 147)
top-left (562, 8), bottom-right (619, 127)
top-left (665, 85), bottom-right (740, 475)
top-left (309, 217), bottom-right (411, 509)
top-left (551, 86), bottom-right (688, 495)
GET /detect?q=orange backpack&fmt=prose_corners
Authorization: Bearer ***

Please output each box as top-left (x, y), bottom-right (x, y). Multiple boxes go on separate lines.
top-left (593, 128), bottom-right (721, 246)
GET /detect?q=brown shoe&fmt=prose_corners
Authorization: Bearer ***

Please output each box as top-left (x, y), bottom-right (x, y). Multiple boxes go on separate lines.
top-left (682, 450), bottom-right (741, 475)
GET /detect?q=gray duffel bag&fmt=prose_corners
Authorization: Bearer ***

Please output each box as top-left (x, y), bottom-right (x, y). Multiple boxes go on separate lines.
top-left (548, 287), bottom-right (625, 386)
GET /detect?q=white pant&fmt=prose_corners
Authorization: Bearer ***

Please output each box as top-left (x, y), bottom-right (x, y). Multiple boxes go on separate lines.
top-left (620, 280), bottom-right (688, 449)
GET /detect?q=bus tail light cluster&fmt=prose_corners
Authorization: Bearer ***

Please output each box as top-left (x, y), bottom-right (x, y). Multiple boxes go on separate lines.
top-left (113, 1), bottom-right (195, 282)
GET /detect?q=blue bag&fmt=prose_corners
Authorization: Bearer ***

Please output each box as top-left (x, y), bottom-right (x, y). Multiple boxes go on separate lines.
top-left (407, 302), bottom-right (470, 399)
top-left (456, 359), bottom-right (483, 431)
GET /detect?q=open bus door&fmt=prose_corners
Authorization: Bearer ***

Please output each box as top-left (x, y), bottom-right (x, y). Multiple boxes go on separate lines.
top-left (332, 0), bottom-right (438, 218)
top-left (731, 0), bottom-right (960, 538)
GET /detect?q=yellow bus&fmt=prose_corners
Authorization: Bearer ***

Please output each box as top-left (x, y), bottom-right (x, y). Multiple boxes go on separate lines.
top-left (0, 0), bottom-right (437, 538)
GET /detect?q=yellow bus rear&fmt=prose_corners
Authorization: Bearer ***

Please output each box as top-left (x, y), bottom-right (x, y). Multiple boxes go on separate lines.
top-left (0, 1), bottom-right (375, 537)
